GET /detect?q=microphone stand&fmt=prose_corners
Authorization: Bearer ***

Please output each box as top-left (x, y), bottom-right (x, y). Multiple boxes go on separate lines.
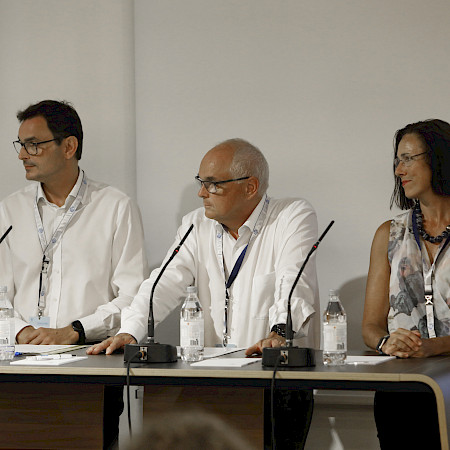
top-left (124, 224), bottom-right (194, 363)
top-left (262, 221), bottom-right (334, 367)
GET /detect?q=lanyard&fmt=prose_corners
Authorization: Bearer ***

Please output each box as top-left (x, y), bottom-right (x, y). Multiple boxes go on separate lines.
top-left (216, 195), bottom-right (269, 347)
top-left (34, 171), bottom-right (87, 317)
top-left (412, 208), bottom-right (450, 338)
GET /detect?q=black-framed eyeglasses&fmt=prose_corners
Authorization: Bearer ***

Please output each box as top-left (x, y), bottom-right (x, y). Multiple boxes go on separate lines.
top-left (394, 151), bottom-right (428, 169)
top-left (13, 138), bottom-right (58, 156)
top-left (195, 175), bottom-right (250, 194)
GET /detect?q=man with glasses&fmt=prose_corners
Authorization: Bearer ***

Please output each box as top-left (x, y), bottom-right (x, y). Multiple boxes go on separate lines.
top-left (0, 100), bottom-right (149, 449)
top-left (89, 138), bottom-right (320, 449)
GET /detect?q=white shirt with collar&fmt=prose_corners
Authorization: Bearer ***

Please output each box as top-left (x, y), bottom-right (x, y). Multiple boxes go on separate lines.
top-left (119, 195), bottom-right (320, 348)
top-left (0, 170), bottom-right (149, 341)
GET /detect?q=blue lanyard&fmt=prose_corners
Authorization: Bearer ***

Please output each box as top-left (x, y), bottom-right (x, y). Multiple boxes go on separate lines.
top-left (219, 194), bottom-right (269, 347)
top-left (222, 245), bottom-right (248, 347)
top-left (225, 245), bottom-right (248, 290)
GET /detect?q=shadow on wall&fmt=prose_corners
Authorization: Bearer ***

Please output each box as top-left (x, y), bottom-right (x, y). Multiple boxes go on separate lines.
top-left (338, 276), bottom-right (368, 351)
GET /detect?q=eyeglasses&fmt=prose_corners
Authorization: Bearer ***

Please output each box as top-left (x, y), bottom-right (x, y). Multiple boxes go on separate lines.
top-left (394, 151), bottom-right (428, 169)
top-left (195, 175), bottom-right (250, 194)
top-left (13, 138), bottom-right (58, 156)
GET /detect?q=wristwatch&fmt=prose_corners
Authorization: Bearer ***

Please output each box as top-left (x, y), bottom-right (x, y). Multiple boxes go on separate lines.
top-left (270, 323), bottom-right (286, 338)
top-left (71, 320), bottom-right (86, 345)
top-left (376, 334), bottom-right (390, 355)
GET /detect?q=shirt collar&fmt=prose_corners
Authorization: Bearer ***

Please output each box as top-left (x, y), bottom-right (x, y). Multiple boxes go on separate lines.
top-left (215, 193), bottom-right (268, 237)
top-left (238, 194), bottom-right (267, 235)
top-left (37, 169), bottom-right (84, 208)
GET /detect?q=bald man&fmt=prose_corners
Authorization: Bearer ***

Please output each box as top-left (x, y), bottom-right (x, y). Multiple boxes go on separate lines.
top-left (89, 138), bottom-right (320, 449)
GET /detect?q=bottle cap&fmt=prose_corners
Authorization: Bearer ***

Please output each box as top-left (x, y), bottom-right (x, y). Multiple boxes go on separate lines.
top-left (0, 286), bottom-right (7, 294)
top-left (186, 285), bottom-right (197, 294)
top-left (329, 289), bottom-right (339, 296)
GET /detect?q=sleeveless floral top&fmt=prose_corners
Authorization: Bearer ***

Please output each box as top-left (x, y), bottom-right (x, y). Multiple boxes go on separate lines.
top-left (387, 210), bottom-right (450, 337)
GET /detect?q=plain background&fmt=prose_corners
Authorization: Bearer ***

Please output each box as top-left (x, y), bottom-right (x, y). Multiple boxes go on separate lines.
top-left (1, 0), bottom-right (449, 351)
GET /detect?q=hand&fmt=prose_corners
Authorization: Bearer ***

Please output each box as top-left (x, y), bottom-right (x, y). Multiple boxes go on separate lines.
top-left (408, 338), bottom-right (441, 358)
top-left (245, 331), bottom-right (286, 356)
top-left (382, 328), bottom-right (422, 358)
top-left (86, 333), bottom-right (137, 355)
top-left (16, 324), bottom-right (78, 345)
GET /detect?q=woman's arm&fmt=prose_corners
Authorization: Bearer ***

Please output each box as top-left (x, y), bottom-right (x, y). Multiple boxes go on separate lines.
top-left (362, 221), bottom-right (422, 357)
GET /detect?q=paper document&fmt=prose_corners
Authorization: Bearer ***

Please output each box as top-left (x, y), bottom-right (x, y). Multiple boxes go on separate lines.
top-left (190, 358), bottom-right (259, 368)
top-left (14, 344), bottom-right (87, 355)
top-left (10, 356), bottom-right (88, 366)
top-left (346, 356), bottom-right (395, 365)
top-left (176, 346), bottom-right (244, 359)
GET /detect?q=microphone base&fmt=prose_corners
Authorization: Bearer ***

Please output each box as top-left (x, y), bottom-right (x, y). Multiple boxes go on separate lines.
top-left (262, 346), bottom-right (315, 367)
top-left (124, 342), bottom-right (178, 364)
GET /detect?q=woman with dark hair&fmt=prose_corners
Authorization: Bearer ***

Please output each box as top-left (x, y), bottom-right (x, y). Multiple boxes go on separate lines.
top-left (362, 119), bottom-right (450, 449)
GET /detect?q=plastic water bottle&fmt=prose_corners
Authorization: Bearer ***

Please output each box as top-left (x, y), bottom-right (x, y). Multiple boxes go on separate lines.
top-left (180, 286), bottom-right (204, 362)
top-left (323, 289), bottom-right (347, 365)
top-left (0, 286), bottom-right (15, 361)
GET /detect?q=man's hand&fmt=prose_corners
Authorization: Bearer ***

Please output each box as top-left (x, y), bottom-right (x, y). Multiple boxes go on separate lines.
top-left (245, 331), bottom-right (286, 356)
top-left (86, 333), bottom-right (137, 355)
top-left (16, 325), bottom-right (79, 345)
top-left (382, 328), bottom-right (422, 358)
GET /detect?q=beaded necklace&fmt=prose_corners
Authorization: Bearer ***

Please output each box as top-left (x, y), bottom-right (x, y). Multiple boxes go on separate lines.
top-left (414, 202), bottom-right (450, 244)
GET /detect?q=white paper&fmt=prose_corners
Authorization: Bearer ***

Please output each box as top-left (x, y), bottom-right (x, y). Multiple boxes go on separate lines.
top-left (14, 344), bottom-right (87, 355)
top-left (176, 346), bottom-right (244, 359)
top-left (190, 358), bottom-right (259, 367)
top-left (203, 347), bottom-right (245, 359)
top-left (345, 356), bottom-right (395, 365)
top-left (10, 356), bottom-right (88, 366)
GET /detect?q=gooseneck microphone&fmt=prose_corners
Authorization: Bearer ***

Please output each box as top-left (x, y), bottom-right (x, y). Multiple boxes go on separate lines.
top-left (0, 226), bottom-right (12, 245)
top-left (124, 224), bottom-right (194, 364)
top-left (262, 220), bottom-right (334, 367)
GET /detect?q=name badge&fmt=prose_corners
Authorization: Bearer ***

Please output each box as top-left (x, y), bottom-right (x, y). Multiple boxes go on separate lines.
top-left (30, 316), bottom-right (50, 328)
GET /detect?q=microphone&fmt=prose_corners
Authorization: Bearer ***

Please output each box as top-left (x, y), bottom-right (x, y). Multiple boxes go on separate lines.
top-left (262, 220), bottom-right (334, 367)
top-left (0, 226), bottom-right (12, 245)
top-left (124, 224), bottom-right (194, 364)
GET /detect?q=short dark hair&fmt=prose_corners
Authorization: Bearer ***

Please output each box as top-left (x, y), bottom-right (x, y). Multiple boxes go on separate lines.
top-left (390, 119), bottom-right (450, 210)
top-left (17, 100), bottom-right (83, 160)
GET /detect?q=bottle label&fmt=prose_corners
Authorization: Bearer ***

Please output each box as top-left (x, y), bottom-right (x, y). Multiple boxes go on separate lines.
top-left (0, 320), bottom-right (13, 345)
top-left (323, 322), bottom-right (347, 351)
top-left (180, 320), bottom-right (204, 348)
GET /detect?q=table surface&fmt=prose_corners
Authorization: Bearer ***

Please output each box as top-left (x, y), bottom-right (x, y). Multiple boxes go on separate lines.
top-left (1, 349), bottom-right (449, 448)
top-left (0, 348), bottom-right (448, 385)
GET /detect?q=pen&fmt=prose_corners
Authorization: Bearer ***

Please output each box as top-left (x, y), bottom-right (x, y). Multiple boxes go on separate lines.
top-left (26, 354), bottom-right (77, 361)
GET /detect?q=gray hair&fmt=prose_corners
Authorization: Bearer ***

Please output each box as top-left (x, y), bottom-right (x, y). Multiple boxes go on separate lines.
top-left (221, 138), bottom-right (269, 194)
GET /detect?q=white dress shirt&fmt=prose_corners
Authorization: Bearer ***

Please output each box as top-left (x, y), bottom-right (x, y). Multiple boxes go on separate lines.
top-left (119, 195), bottom-right (320, 348)
top-left (0, 170), bottom-right (149, 341)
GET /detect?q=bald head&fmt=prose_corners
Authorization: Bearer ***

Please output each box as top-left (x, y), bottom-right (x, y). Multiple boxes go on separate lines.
top-left (197, 139), bottom-right (267, 234)
top-left (210, 138), bottom-right (269, 195)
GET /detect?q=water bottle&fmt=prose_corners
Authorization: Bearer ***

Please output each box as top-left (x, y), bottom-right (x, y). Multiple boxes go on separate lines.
top-left (180, 285), bottom-right (204, 362)
top-left (0, 286), bottom-right (15, 361)
top-left (323, 289), bottom-right (347, 365)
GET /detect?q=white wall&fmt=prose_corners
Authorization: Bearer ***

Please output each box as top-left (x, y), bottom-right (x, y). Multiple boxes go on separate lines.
top-left (1, 0), bottom-right (449, 350)
top-left (0, 0), bottom-right (136, 198)
top-left (134, 0), bottom-right (450, 349)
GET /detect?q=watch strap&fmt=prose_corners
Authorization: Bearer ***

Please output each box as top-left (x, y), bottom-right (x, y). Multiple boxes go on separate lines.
top-left (71, 320), bottom-right (86, 345)
top-left (270, 323), bottom-right (287, 338)
top-left (376, 334), bottom-right (390, 355)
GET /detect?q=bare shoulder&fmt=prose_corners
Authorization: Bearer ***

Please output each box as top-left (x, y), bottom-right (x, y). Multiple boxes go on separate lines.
top-left (371, 220), bottom-right (391, 251)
